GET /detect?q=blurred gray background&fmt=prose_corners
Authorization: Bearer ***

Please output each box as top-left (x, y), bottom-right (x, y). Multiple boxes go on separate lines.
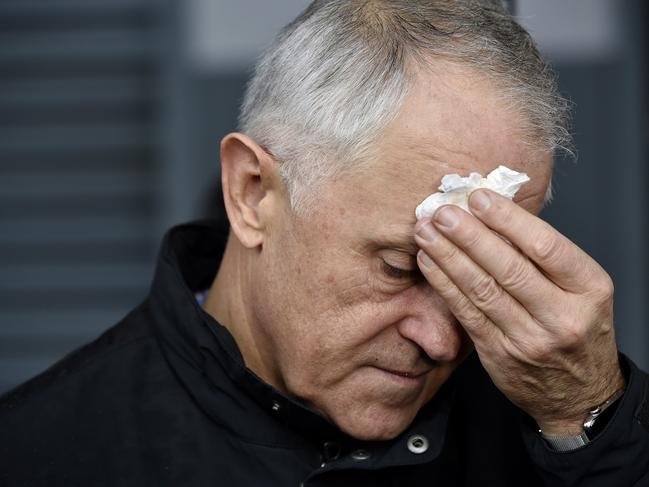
top-left (0, 0), bottom-right (647, 393)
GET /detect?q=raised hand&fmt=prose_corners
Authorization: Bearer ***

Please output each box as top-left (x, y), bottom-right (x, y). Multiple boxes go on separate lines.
top-left (414, 189), bottom-right (625, 435)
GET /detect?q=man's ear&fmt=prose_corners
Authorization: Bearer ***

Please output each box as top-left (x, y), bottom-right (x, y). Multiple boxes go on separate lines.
top-left (220, 133), bottom-right (283, 248)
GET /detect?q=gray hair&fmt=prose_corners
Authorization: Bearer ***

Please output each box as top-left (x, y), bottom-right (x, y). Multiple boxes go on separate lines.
top-left (239, 0), bottom-right (570, 212)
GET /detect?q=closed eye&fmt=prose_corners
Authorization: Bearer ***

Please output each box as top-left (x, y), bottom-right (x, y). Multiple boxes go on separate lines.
top-left (381, 261), bottom-right (419, 280)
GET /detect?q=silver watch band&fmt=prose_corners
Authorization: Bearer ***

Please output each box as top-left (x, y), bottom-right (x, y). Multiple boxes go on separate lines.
top-left (539, 387), bottom-right (625, 452)
top-left (540, 431), bottom-right (589, 452)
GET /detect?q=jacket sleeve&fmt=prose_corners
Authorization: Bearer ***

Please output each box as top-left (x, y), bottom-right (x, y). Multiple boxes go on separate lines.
top-left (521, 354), bottom-right (649, 487)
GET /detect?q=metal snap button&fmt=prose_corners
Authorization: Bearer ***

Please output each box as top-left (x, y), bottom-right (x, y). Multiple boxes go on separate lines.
top-left (350, 448), bottom-right (371, 460)
top-left (271, 400), bottom-right (281, 412)
top-left (407, 434), bottom-right (429, 454)
top-left (322, 441), bottom-right (342, 462)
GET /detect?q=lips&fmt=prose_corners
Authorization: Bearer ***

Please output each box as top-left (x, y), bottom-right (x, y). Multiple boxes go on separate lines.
top-left (377, 367), bottom-right (431, 379)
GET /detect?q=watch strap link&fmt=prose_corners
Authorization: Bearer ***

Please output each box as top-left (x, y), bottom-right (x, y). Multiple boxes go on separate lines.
top-left (541, 431), bottom-right (590, 452)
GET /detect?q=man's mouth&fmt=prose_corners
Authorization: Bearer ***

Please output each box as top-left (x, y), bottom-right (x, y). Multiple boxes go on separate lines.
top-left (376, 367), bottom-right (431, 380)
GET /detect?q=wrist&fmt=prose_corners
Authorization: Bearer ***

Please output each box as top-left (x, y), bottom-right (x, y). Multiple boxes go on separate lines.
top-left (538, 386), bottom-right (626, 451)
top-left (536, 418), bottom-right (584, 437)
top-left (537, 369), bottom-right (626, 436)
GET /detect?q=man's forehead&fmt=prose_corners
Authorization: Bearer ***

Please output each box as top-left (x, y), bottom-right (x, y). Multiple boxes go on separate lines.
top-left (316, 62), bottom-right (554, 237)
top-left (376, 63), bottom-right (548, 173)
top-left (332, 150), bottom-right (551, 246)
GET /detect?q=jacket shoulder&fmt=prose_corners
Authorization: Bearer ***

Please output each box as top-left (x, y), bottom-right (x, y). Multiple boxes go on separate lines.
top-left (0, 300), bottom-right (157, 415)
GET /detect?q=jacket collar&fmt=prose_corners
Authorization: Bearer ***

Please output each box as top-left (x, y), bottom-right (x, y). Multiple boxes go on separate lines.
top-left (148, 220), bottom-right (457, 467)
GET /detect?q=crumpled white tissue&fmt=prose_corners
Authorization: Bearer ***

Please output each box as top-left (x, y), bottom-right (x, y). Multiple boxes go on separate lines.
top-left (415, 165), bottom-right (530, 220)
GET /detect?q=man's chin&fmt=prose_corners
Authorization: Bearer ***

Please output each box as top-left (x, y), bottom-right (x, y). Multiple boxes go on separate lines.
top-left (330, 406), bottom-right (417, 441)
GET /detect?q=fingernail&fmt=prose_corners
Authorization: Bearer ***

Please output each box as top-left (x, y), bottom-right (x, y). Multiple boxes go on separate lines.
top-left (418, 250), bottom-right (434, 268)
top-left (434, 206), bottom-right (459, 229)
top-left (470, 190), bottom-right (491, 211)
top-left (415, 220), bottom-right (439, 241)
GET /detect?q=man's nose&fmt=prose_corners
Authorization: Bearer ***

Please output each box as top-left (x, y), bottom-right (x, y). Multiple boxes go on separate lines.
top-left (395, 283), bottom-right (465, 362)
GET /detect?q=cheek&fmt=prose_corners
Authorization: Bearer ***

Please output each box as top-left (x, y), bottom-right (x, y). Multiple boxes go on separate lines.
top-left (257, 246), bottom-right (370, 361)
top-left (279, 281), bottom-right (402, 395)
top-left (261, 223), bottom-right (422, 389)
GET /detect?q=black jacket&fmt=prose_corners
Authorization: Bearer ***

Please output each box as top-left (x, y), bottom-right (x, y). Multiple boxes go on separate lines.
top-left (1, 220), bottom-right (648, 487)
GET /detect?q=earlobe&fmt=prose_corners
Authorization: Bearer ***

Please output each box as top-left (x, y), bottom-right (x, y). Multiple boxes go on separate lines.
top-left (220, 133), bottom-right (280, 249)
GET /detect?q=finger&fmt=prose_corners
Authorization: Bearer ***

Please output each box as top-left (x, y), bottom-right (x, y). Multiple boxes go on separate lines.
top-left (415, 222), bottom-right (537, 339)
top-left (416, 248), bottom-right (501, 347)
top-left (467, 189), bottom-right (602, 294)
top-left (429, 204), bottom-right (563, 319)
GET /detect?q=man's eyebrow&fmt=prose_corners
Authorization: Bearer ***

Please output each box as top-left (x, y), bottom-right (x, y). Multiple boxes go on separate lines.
top-left (377, 235), bottom-right (420, 255)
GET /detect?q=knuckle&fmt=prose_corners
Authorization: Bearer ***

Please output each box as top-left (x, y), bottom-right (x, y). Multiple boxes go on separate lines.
top-left (460, 227), bottom-right (483, 251)
top-left (461, 299), bottom-right (482, 320)
top-left (468, 314), bottom-right (493, 338)
top-left (439, 242), bottom-right (462, 265)
top-left (525, 340), bottom-right (556, 363)
top-left (456, 296), bottom-right (480, 321)
top-left (584, 275), bottom-right (615, 333)
top-left (447, 290), bottom-right (473, 314)
top-left (557, 322), bottom-right (587, 349)
top-left (532, 233), bottom-right (564, 263)
top-left (470, 274), bottom-right (502, 308)
top-left (591, 274), bottom-right (614, 301)
top-left (500, 256), bottom-right (531, 290)
top-left (453, 297), bottom-right (492, 335)
top-left (434, 279), bottom-right (460, 302)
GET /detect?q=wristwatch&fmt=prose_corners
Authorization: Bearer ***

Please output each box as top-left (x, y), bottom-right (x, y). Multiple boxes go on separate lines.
top-left (540, 388), bottom-right (625, 452)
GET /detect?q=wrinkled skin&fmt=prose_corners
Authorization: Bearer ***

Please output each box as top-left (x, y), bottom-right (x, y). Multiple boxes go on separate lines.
top-left (208, 62), bottom-right (623, 440)
top-left (415, 188), bottom-right (623, 435)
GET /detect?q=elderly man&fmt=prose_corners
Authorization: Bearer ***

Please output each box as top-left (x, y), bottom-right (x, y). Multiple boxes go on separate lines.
top-left (1, 1), bottom-right (648, 486)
